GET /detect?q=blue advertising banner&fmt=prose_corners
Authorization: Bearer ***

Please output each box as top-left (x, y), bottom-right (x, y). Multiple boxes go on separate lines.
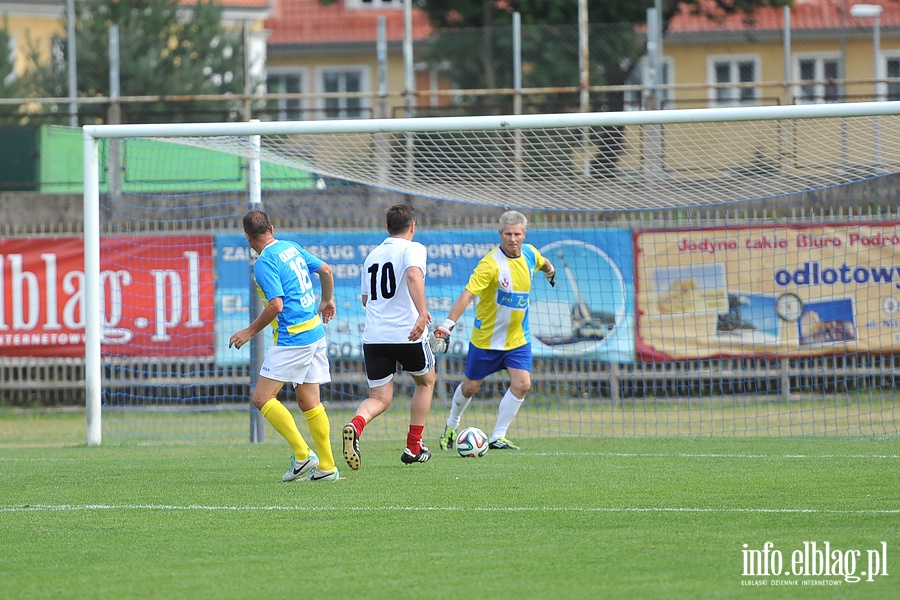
top-left (215, 228), bottom-right (635, 365)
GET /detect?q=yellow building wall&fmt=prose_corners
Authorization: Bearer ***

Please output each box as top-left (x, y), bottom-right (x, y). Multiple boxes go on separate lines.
top-left (2, 11), bottom-right (265, 75)
top-left (629, 35), bottom-right (897, 181)
top-left (666, 37), bottom-right (900, 108)
top-left (3, 15), bottom-right (62, 73)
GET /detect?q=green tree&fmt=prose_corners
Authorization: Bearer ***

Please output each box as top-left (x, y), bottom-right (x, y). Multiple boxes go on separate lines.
top-left (418, 1), bottom-right (792, 103)
top-left (23, 0), bottom-right (245, 123)
top-left (418, 1), bottom-right (793, 30)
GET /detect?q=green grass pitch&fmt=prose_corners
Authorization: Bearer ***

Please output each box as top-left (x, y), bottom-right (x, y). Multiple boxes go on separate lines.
top-left (1, 410), bottom-right (898, 599)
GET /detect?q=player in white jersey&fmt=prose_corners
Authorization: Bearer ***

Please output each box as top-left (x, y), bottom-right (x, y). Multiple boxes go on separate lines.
top-left (342, 204), bottom-right (436, 470)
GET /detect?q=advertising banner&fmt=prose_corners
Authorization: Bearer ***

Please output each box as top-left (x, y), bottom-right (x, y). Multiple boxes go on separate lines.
top-left (0, 236), bottom-right (215, 357)
top-left (635, 224), bottom-right (900, 360)
top-left (216, 227), bottom-right (635, 365)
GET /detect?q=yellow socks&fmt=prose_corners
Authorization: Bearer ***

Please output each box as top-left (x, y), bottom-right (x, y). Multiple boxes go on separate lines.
top-left (260, 399), bottom-right (335, 472)
top-left (260, 399), bottom-right (310, 459)
top-left (304, 403), bottom-right (336, 471)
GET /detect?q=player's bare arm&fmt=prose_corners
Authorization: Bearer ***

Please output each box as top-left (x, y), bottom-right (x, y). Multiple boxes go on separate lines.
top-left (317, 261), bottom-right (337, 324)
top-left (447, 288), bottom-right (476, 324)
top-left (406, 266), bottom-right (432, 341)
top-left (229, 296), bottom-right (283, 349)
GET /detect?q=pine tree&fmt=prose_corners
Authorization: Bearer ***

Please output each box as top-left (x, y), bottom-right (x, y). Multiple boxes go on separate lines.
top-left (19, 0), bottom-right (246, 123)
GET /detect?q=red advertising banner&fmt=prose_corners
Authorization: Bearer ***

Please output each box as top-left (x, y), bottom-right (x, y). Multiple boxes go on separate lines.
top-left (0, 236), bottom-right (215, 358)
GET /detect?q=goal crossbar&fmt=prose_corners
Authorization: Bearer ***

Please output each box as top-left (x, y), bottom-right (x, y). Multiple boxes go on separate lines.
top-left (83, 101), bottom-right (900, 139)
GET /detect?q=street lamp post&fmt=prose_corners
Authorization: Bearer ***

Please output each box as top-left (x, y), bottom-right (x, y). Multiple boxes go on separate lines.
top-left (851, 3), bottom-right (884, 99)
top-left (851, 3), bottom-right (884, 167)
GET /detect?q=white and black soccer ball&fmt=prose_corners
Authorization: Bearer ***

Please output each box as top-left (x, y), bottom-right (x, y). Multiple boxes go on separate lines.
top-left (456, 427), bottom-right (489, 458)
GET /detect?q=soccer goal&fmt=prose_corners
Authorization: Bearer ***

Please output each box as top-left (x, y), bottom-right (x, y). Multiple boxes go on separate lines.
top-left (82, 101), bottom-right (900, 445)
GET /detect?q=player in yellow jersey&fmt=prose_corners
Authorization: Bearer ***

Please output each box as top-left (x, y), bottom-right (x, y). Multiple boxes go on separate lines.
top-left (430, 211), bottom-right (555, 450)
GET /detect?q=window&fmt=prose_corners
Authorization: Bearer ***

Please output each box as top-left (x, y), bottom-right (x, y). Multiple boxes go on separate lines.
top-left (707, 55), bottom-right (760, 107)
top-left (885, 54), bottom-right (900, 100)
top-left (266, 71), bottom-right (306, 121)
top-left (624, 57), bottom-right (674, 110)
top-left (317, 67), bottom-right (369, 119)
top-left (345, 0), bottom-right (399, 8)
top-left (795, 54), bottom-right (842, 103)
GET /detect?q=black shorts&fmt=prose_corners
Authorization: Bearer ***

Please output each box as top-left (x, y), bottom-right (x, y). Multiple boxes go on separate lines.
top-left (363, 338), bottom-right (434, 387)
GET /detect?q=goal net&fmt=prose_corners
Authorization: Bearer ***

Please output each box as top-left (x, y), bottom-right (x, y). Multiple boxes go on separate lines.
top-left (80, 102), bottom-right (900, 445)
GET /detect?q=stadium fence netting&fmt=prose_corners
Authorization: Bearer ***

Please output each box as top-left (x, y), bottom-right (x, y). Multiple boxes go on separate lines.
top-left (15, 103), bottom-right (900, 443)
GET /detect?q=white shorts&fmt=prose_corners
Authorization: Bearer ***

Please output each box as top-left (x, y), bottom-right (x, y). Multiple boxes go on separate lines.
top-left (259, 337), bottom-right (331, 386)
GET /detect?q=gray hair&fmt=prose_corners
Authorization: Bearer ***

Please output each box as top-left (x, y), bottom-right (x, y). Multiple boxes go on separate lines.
top-left (499, 210), bottom-right (527, 230)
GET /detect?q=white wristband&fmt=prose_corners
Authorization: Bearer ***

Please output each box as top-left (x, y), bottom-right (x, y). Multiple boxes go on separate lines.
top-left (441, 318), bottom-right (456, 331)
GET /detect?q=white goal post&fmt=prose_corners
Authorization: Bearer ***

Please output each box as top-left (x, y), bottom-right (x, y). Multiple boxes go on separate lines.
top-left (82, 100), bottom-right (900, 445)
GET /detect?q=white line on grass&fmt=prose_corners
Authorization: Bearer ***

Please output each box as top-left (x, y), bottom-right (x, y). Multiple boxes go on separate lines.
top-left (2, 452), bottom-right (898, 462)
top-left (527, 452), bottom-right (900, 459)
top-left (1, 504), bottom-right (897, 515)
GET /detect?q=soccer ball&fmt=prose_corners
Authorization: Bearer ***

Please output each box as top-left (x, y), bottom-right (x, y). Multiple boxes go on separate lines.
top-left (456, 427), bottom-right (489, 458)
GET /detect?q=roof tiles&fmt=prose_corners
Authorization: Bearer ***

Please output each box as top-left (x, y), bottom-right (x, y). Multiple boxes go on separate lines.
top-left (266, 0), bottom-right (432, 46)
top-left (263, 0), bottom-right (900, 48)
top-left (182, 0), bottom-right (271, 7)
top-left (669, 0), bottom-right (900, 33)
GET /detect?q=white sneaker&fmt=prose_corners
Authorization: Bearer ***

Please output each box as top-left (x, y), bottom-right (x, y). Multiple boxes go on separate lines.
top-left (302, 467), bottom-right (339, 482)
top-left (282, 452), bottom-right (319, 482)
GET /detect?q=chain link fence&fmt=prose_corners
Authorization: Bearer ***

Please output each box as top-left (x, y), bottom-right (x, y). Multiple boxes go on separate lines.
top-left (0, 20), bottom-right (893, 126)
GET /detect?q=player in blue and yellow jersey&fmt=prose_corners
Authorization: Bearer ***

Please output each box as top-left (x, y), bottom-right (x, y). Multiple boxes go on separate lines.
top-left (229, 210), bottom-right (339, 482)
top-left (431, 211), bottom-right (556, 451)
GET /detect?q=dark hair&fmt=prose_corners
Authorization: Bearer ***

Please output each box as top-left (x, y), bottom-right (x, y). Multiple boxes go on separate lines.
top-left (243, 210), bottom-right (272, 237)
top-left (386, 204), bottom-right (415, 235)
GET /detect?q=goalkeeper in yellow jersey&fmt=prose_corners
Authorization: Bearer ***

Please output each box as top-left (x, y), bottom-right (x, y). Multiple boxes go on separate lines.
top-left (430, 210), bottom-right (555, 450)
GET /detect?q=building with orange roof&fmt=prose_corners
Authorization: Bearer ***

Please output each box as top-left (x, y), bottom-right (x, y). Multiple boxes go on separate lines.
top-left (0, 0), bottom-right (440, 120)
top-left (658, 0), bottom-right (900, 108)
top-left (0, 0), bottom-right (898, 119)
top-left (263, 0), bottom-right (438, 120)
top-left (259, 0), bottom-right (900, 118)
